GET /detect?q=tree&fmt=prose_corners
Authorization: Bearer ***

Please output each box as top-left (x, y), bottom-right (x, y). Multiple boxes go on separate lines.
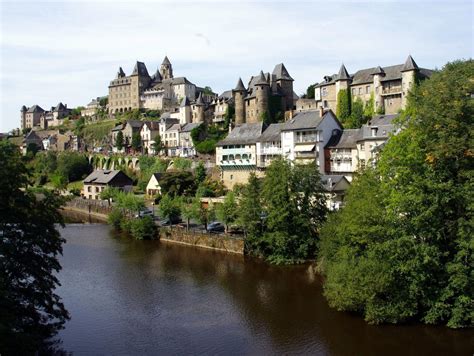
top-left (99, 97), bottom-right (108, 107)
top-left (203, 86), bottom-right (213, 95)
top-left (0, 141), bottom-right (69, 354)
top-left (180, 197), bottom-right (198, 231)
top-left (116, 131), bottom-right (124, 151)
top-left (159, 171), bottom-right (196, 197)
top-left (346, 97), bottom-right (365, 128)
top-left (336, 89), bottom-right (351, 122)
top-left (131, 132), bottom-right (141, 152)
top-left (151, 136), bottom-right (163, 155)
top-left (223, 105), bottom-right (235, 129)
top-left (363, 93), bottom-right (375, 118)
top-left (319, 60), bottom-right (474, 328)
top-left (216, 191), bottom-right (238, 232)
top-left (237, 173), bottom-right (263, 239)
top-left (55, 152), bottom-right (91, 183)
top-left (159, 194), bottom-right (181, 223)
top-left (129, 216), bottom-right (156, 240)
top-left (195, 161), bottom-right (206, 185)
top-left (306, 84), bottom-right (316, 99)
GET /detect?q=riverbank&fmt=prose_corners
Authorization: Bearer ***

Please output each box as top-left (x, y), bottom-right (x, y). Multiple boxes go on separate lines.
top-left (61, 206), bottom-right (109, 222)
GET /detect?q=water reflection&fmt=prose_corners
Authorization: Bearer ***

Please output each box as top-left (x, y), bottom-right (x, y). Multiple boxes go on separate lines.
top-left (56, 223), bottom-right (473, 355)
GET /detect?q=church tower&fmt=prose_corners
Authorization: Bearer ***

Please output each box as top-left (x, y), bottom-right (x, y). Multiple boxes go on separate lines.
top-left (160, 56), bottom-right (173, 80)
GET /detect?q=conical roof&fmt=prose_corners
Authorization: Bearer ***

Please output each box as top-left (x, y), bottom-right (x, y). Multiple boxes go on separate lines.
top-left (272, 63), bottom-right (293, 81)
top-left (195, 92), bottom-right (205, 106)
top-left (180, 96), bottom-right (190, 107)
top-left (255, 71), bottom-right (269, 86)
top-left (371, 66), bottom-right (385, 75)
top-left (401, 55), bottom-right (419, 72)
top-left (132, 61), bottom-right (149, 76)
top-left (162, 56), bottom-right (171, 65)
top-left (233, 78), bottom-right (246, 91)
top-left (337, 64), bottom-right (350, 81)
top-left (21, 105), bottom-right (27, 112)
top-left (117, 67), bottom-right (125, 78)
top-left (152, 68), bottom-right (162, 82)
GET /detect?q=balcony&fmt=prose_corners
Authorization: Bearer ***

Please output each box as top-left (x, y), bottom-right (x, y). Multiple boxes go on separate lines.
top-left (295, 135), bottom-right (318, 143)
top-left (381, 87), bottom-right (402, 95)
top-left (260, 146), bottom-right (282, 155)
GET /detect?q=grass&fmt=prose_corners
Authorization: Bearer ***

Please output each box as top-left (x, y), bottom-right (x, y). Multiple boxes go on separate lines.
top-left (82, 120), bottom-right (117, 145)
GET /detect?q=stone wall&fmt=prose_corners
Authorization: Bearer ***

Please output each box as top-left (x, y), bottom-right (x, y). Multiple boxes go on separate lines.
top-left (160, 226), bottom-right (244, 255)
top-left (63, 197), bottom-right (112, 218)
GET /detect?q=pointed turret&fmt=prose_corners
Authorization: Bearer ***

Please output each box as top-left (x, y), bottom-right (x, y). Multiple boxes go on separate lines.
top-left (233, 78), bottom-right (246, 92)
top-left (371, 66), bottom-right (385, 75)
top-left (255, 71), bottom-right (269, 86)
top-left (152, 68), bottom-right (162, 82)
top-left (336, 64), bottom-right (350, 81)
top-left (162, 56), bottom-right (171, 65)
top-left (180, 96), bottom-right (190, 107)
top-left (272, 63), bottom-right (293, 81)
top-left (401, 55), bottom-right (419, 72)
top-left (21, 105), bottom-right (27, 112)
top-left (132, 61), bottom-right (149, 76)
top-left (195, 92), bottom-right (205, 106)
top-left (116, 67), bottom-right (125, 78)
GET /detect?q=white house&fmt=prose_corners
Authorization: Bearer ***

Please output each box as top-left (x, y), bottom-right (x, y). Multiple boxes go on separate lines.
top-left (140, 121), bottom-right (160, 154)
top-left (146, 173), bottom-right (163, 196)
top-left (281, 109), bottom-right (342, 173)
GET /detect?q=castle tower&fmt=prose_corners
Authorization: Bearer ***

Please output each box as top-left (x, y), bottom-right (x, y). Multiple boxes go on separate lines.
top-left (179, 96), bottom-right (192, 125)
top-left (400, 55), bottom-right (419, 109)
top-left (20, 105), bottom-right (27, 130)
top-left (193, 92), bottom-right (205, 123)
top-left (272, 63), bottom-right (294, 111)
top-left (160, 56), bottom-right (173, 80)
top-left (371, 66), bottom-right (385, 113)
top-left (335, 64), bottom-right (351, 113)
top-left (116, 67), bottom-right (126, 78)
top-left (232, 78), bottom-right (247, 125)
top-left (252, 71), bottom-right (270, 123)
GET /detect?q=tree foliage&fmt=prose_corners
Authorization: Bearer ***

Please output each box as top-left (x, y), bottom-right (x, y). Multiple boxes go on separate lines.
top-left (131, 132), bottom-right (141, 152)
top-left (115, 131), bottom-right (124, 151)
top-left (216, 191), bottom-right (238, 232)
top-left (319, 60), bottom-right (474, 328)
top-left (0, 141), bottom-right (69, 354)
top-left (336, 88), bottom-right (351, 122)
top-left (306, 84), bottom-right (316, 99)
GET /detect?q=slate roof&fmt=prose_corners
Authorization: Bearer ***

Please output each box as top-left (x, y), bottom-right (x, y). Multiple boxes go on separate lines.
top-left (321, 175), bottom-right (349, 192)
top-left (181, 122), bottom-right (201, 132)
top-left (368, 114), bottom-right (398, 126)
top-left (337, 64), bottom-right (350, 81)
top-left (166, 123), bottom-right (181, 132)
top-left (117, 67), bottom-right (125, 78)
top-left (217, 122), bottom-right (265, 146)
top-left (21, 105), bottom-right (27, 112)
top-left (219, 90), bottom-right (233, 100)
top-left (84, 170), bottom-right (131, 184)
top-left (401, 55), bottom-right (419, 72)
top-left (234, 78), bottom-right (246, 91)
top-left (255, 71), bottom-right (269, 86)
top-left (53, 102), bottom-right (67, 112)
top-left (112, 123), bottom-right (124, 131)
top-left (162, 56), bottom-right (171, 65)
top-left (180, 96), bottom-right (190, 107)
top-left (272, 63), bottom-right (293, 81)
top-left (327, 129), bottom-right (361, 149)
top-left (26, 105), bottom-right (45, 113)
top-left (126, 120), bottom-right (143, 129)
top-left (143, 121), bottom-right (160, 131)
top-left (132, 61), bottom-right (149, 76)
top-left (257, 123), bottom-right (285, 142)
top-left (282, 110), bottom-right (332, 131)
top-left (195, 92), bottom-right (205, 106)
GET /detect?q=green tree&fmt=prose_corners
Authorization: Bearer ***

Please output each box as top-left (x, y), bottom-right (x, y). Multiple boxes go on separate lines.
top-left (151, 136), bottom-right (163, 155)
top-left (99, 97), bottom-right (108, 107)
top-left (0, 141), bottom-right (69, 354)
top-left (131, 132), bottom-right (141, 152)
top-left (159, 171), bottom-right (196, 197)
top-left (363, 93), bottom-right (375, 118)
top-left (223, 105), bottom-right (235, 129)
top-left (216, 191), bottom-right (238, 232)
top-left (319, 60), bottom-right (474, 328)
top-left (336, 88), bottom-right (351, 122)
top-left (55, 152), bottom-right (91, 183)
top-left (195, 161), bottom-right (206, 185)
top-left (180, 196), bottom-right (198, 231)
top-left (129, 216), bottom-right (156, 240)
top-left (306, 84), bottom-right (316, 99)
top-left (159, 194), bottom-right (181, 223)
top-left (237, 173), bottom-right (263, 240)
top-left (116, 131), bottom-right (124, 151)
top-left (346, 97), bottom-right (365, 128)
top-left (203, 86), bottom-right (213, 95)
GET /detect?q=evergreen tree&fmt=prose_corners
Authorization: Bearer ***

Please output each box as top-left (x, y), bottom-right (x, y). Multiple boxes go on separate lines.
top-left (131, 132), bottom-right (141, 152)
top-left (151, 136), bottom-right (163, 155)
top-left (0, 141), bottom-right (69, 354)
top-left (237, 173), bottom-right (263, 239)
top-left (194, 161), bottom-right (206, 185)
top-left (116, 131), bottom-right (124, 151)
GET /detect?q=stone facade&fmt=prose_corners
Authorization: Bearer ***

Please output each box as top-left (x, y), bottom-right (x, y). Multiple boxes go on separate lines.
top-left (314, 55), bottom-right (432, 115)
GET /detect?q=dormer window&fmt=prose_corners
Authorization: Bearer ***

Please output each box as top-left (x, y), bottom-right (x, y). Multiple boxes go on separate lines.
top-left (371, 127), bottom-right (378, 137)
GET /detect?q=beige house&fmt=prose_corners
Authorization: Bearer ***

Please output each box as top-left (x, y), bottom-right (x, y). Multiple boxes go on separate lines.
top-left (321, 175), bottom-right (351, 211)
top-left (313, 55), bottom-right (432, 115)
top-left (140, 121), bottom-right (161, 154)
top-left (83, 170), bottom-right (133, 200)
top-left (146, 173), bottom-right (163, 196)
top-left (21, 105), bottom-right (44, 129)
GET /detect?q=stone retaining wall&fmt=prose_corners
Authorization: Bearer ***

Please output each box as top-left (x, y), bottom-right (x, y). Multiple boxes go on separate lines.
top-left (64, 197), bottom-right (113, 216)
top-left (160, 227), bottom-right (244, 255)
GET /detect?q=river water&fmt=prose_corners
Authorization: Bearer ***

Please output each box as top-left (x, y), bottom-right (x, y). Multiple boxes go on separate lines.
top-left (55, 221), bottom-right (473, 355)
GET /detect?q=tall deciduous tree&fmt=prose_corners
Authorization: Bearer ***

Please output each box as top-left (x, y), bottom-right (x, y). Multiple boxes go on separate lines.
top-left (216, 191), bottom-right (238, 232)
top-left (0, 141), bottom-right (69, 354)
top-left (319, 60), bottom-right (474, 328)
top-left (131, 132), bottom-right (141, 152)
top-left (116, 130), bottom-right (124, 151)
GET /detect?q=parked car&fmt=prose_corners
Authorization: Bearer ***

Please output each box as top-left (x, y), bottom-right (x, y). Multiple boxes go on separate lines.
top-left (135, 209), bottom-right (154, 218)
top-left (207, 221), bottom-right (225, 233)
top-left (159, 215), bottom-right (182, 226)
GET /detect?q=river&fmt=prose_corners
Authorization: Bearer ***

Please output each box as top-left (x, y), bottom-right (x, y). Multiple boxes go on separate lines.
top-left (55, 221), bottom-right (473, 355)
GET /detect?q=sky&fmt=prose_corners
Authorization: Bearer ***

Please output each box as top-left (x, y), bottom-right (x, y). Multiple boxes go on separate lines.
top-left (1, 0), bottom-right (473, 132)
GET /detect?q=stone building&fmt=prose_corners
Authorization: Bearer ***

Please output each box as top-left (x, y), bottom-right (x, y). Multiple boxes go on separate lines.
top-left (232, 63), bottom-right (295, 124)
top-left (108, 56), bottom-right (204, 114)
top-left (313, 55), bottom-right (432, 115)
top-left (21, 105), bottom-right (45, 129)
top-left (83, 170), bottom-right (133, 200)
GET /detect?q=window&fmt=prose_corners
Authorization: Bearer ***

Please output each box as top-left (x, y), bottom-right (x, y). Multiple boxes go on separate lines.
top-left (360, 144), bottom-right (365, 151)
top-left (366, 86), bottom-right (370, 94)
top-left (352, 88), bottom-right (355, 96)
top-left (230, 175), bottom-right (233, 180)
top-left (322, 87), bottom-right (328, 97)
top-left (87, 186), bottom-right (91, 192)
top-left (358, 88), bottom-right (362, 95)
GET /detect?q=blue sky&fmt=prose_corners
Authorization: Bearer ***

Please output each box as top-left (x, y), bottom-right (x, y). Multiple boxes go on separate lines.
top-left (1, 0), bottom-right (472, 132)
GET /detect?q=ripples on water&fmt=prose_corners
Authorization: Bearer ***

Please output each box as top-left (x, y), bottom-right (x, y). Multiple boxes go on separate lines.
top-left (55, 222), bottom-right (474, 355)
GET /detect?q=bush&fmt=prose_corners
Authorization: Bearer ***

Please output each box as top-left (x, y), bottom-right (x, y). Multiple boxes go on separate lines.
top-left (108, 208), bottom-right (124, 230)
top-left (129, 216), bottom-right (156, 240)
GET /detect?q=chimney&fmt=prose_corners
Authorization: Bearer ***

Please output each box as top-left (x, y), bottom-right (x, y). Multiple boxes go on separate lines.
top-left (319, 106), bottom-right (324, 117)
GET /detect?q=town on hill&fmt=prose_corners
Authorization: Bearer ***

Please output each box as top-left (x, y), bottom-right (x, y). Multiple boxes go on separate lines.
top-left (7, 54), bottom-right (431, 208)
